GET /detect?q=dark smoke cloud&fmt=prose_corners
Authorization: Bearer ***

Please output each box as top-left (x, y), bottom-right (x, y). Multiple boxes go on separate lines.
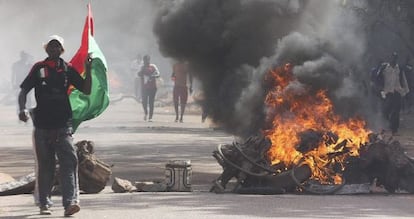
top-left (154, 0), bottom-right (308, 136)
top-left (155, 0), bottom-right (413, 136)
top-left (154, 0), bottom-right (375, 136)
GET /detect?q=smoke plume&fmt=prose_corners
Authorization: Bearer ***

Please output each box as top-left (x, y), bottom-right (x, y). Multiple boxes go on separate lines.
top-left (154, 0), bottom-right (311, 136)
top-left (153, 0), bottom-right (383, 136)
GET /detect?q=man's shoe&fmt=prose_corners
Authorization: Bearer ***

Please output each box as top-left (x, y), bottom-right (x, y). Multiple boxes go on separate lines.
top-left (39, 206), bottom-right (52, 215)
top-left (35, 197), bottom-right (53, 207)
top-left (64, 204), bottom-right (80, 217)
top-left (144, 115), bottom-right (147, 121)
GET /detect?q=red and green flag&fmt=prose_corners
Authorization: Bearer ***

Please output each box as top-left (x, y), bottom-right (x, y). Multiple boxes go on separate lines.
top-left (69, 3), bottom-right (109, 132)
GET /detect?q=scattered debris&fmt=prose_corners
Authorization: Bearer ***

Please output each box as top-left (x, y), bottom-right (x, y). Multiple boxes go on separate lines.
top-left (75, 140), bottom-right (113, 194)
top-left (135, 181), bottom-right (167, 192)
top-left (0, 140), bottom-right (112, 196)
top-left (0, 173), bottom-right (35, 196)
top-left (112, 177), bottom-right (137, 193)
top-left (211, 134), bottom-right (414, 195)
top-left (112, 160), bottom-right (192, 193)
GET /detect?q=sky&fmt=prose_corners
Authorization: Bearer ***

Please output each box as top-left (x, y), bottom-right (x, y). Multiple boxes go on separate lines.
top-left (0, 0), bottom-right (168, 94)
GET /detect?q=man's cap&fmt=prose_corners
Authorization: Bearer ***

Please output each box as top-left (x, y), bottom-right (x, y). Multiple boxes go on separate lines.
top-left (43, 35), bottom-right (65, 51)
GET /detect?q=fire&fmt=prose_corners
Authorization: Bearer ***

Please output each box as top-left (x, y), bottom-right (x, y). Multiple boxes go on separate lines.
top-left (263, 63), bottom-right (370, 184)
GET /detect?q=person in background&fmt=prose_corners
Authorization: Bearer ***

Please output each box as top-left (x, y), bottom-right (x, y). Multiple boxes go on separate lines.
top-left (376, 52), bottom-right (410, 135)
top-left (171, 60), bottom-right (193, 122)
top-left (18, 35), bottom-right (92, 216)
top-left (130, 54), bottom-right (142, 101)
top-left (12, 51), bottom-right (32, 91)
top-left (0, 51), bottom-right (33, 106)
top-left (138, 55), bottom-right (160, 122)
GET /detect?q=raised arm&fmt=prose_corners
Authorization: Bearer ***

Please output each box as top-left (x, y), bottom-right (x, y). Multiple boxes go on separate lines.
top-left (82, 54), bottom-right (92, 95)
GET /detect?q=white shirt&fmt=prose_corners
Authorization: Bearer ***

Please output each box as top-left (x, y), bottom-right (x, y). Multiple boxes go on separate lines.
top-left (382, 63), bottom-right (409, 96)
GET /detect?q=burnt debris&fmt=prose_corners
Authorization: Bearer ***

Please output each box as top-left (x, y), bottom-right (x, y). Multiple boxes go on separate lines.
top-left (211, 133), bottom-right (414, 195)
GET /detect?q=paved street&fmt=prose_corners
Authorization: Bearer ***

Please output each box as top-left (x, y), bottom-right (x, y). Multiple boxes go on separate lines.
top-left (1, 98), bottom-right (414, 218)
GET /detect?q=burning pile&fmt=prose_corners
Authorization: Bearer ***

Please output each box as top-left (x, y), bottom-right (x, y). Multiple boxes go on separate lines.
top-left (211, 64), bottom-right (414, 195)
top-left (263, 63), bottom-right (370, 185)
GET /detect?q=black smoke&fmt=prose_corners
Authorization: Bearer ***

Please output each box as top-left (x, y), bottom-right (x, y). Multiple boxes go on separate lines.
top-left (154, 0), bottom-right (308, 137)
top-left (154, 0), bottom-right (414, 137)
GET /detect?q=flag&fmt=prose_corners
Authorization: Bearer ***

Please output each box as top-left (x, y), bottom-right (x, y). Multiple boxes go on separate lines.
top-left (69, 3), bottom-right (109, 132)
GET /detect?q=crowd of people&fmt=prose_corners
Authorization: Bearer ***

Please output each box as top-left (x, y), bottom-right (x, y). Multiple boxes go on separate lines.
top-left (11, 40), bottom-right (207, 215)
top-left (10, 31), bottom-right (414, 217)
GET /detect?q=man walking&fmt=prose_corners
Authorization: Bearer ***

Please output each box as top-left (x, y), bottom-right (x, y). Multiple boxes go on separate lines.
top-left (171, 60), bottom-right (192, 122)
top-left (377, 52), bottom-right (410, 135)
top-left (18, 35), bottom-right (92, 216)
top-left (138, 55), bottom-right (160, 122)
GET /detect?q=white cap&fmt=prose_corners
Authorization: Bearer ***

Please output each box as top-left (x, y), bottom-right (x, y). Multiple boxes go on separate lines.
top-left (43, 35), bottom-right (65, 51)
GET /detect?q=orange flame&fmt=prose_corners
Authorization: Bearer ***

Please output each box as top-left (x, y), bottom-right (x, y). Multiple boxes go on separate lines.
top-left (263, 63), bottom-right (370, 184)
